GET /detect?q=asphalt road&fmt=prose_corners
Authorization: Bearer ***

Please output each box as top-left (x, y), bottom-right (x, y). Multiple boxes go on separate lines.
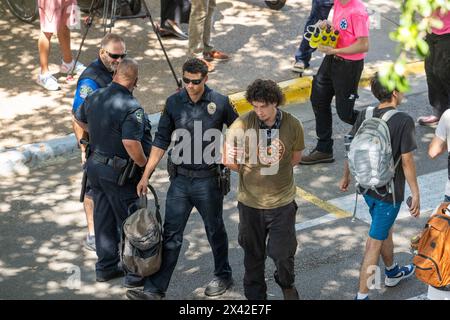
top-left (0, 75), bottom-right (441, 300)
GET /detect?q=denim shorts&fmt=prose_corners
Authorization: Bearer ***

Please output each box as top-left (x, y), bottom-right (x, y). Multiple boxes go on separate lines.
top-left (363, 194), bottom-right (401, 240)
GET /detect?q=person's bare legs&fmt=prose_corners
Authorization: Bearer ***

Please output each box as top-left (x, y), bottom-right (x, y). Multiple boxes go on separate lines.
top-left (57, 24), bottom-right (72, 64)
top-left (380, 229), bottom-right (394, 267)
top-left (38, 32), bottom-right (53, 74)
top-left (84, 196), bottom-right (95, 236)
top-left (358, 236), bottom-right (383, 294)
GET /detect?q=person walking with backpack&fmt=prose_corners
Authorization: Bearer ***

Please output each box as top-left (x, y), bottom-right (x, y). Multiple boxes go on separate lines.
top-left (339, 74), bottom-right (420, 300)
top-left (300, 0), bottom-right (369, 165)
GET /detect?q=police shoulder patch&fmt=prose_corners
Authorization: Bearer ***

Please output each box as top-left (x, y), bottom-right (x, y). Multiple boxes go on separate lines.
top-left (79, 84), bottom-right (94, 99)
top-left (135, 109), bottom-right (144, 124)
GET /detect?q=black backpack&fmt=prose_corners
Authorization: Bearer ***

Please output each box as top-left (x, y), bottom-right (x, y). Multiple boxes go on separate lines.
top-left (120, 185), bottom-right (162, 277)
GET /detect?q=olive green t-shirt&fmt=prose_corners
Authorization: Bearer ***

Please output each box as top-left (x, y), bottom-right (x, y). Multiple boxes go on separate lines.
top-left (227, 110), bottom-right (305, 209)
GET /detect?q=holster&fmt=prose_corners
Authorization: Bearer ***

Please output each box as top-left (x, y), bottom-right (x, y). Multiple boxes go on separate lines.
top-left (117, 160), bottom-right (133, 186)
top-left (167, 152), bottom-right (177, 179)
top-left (217, 165), bottom-right (231, 196)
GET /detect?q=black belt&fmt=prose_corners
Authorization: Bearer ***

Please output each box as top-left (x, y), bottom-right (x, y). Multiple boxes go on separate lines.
top-left (333, 55), bottom-right (345, 61)
top-left (176, 166), bottom-right (218, 178)
top-left (92, 152), bottom-right (128, 170)
top-left (333, 55), bottom-right (363, 63)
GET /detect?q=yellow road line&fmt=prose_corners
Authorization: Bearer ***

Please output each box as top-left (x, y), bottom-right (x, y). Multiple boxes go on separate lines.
top-left (296, 186), bottom-right (351, 219)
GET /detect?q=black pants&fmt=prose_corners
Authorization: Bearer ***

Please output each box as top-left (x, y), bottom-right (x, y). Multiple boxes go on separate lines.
top-left (86, 159), bottom-right (139, 281)
top-left (238, 201), bottom-right (298, 300)
top-left (160, 0), bottom-right (191, 25)
top-left (425, 33), bottom-right (450, 117)
top-left (311, 55), bottom-right (364, 154)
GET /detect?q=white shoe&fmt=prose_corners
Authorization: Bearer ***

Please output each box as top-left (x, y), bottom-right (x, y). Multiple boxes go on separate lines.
top-left (292, 61), bottom-right (305, 73)
top-left (60, 60), bottom-right (86, 75)
top-left (37, 72), bottom-right (60, 91)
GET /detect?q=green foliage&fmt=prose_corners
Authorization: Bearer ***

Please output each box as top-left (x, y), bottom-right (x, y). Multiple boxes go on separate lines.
top-left (379, 1), bottom-right (449, 92)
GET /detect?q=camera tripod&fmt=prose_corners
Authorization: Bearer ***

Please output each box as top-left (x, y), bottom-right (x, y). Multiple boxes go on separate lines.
top-left (69, 0), bottom-right (181, 89)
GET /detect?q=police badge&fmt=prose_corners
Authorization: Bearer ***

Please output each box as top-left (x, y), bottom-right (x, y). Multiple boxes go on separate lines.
top-left (207, 102), bottom-right (217, 115)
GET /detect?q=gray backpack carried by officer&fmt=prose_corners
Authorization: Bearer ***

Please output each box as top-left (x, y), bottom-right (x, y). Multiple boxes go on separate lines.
top-left (348, 107), bottom-right (401, 218)
top-left (120, 185), bottom-right (162, 277)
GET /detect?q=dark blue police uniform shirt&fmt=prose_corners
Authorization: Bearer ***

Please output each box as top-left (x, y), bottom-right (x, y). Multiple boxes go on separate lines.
top-left (153, 85), bottom-right (238, 170)
top-left (75, 82), bottom-right (150, 160)
top-left (72, 58), bottom-right (113, 113)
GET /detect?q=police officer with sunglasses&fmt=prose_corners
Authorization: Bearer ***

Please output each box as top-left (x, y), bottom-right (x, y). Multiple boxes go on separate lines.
top-left (71, 33), bottom-right (128, 253)
top-left (126, 58), bottom-right (238, 300)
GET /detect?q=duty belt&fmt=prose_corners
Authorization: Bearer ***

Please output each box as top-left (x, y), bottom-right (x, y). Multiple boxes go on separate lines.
top-left (92, 152), bottom-right (128, 170)
top-left (176, 166), bottom-right (218, 178)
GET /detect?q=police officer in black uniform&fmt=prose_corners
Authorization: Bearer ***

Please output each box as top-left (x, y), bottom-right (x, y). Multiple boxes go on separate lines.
top-left (74, 58), bottom-right (152, 284)
top-left (72, 33), bottom-right (127, 252)
top-left (126, 58), bottom-right (238, 300)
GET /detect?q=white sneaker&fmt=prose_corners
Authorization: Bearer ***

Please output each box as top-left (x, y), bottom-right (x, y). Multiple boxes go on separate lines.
top-left (292, 61), bottom-right (314, 76)
top-left (60, 60), bottom-right (86, 75)
top-left (292, 61), bottom-right (305, 73)
top-left (37, 72), bottom-right (60, 91)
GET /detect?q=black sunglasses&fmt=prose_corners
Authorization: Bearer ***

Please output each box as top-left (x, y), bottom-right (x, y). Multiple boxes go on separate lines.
top-left (106, 51), bottom-right (127, 60)
top-left (182, 77), bottom-right (204, 85)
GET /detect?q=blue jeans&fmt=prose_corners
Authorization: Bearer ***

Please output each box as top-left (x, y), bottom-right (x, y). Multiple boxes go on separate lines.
top-left (143, 174), bottom-right (232, 294)
top-left (294, 0), bottom-right (333, 65)
top-left (363, 194), bottom-right (401, 241)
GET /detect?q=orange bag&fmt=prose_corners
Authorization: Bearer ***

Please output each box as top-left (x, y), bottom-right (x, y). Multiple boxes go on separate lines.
top-left (413, 202), bottom-right (450, 288)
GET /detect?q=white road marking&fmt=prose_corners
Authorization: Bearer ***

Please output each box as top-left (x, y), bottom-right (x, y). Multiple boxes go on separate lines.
top-left (295, 213), bottom-right (340, 231)
top-left (328, 169), bottom-right (447, 224)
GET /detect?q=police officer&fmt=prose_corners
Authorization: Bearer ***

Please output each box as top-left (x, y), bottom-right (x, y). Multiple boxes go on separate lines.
top-left (74, 58), bottom-right (152, 284)
top-left (126, 58), bottom-right (238, 300)
top-left (71, 33), bottom-right (127, 251)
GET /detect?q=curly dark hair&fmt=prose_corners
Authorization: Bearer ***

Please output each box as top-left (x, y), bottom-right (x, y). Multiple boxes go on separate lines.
top-left (182, 58), bottom-right (208, 77)
top-left (245, 79), bottom-right (284, 106)
top-left (370, 72), bottom-right (397, 103)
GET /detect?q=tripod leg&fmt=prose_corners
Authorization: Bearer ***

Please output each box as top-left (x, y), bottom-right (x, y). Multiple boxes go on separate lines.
top-left (68, 0), bottom-right (99, 79)
top-left (141, 0), bottom-right (181, 89)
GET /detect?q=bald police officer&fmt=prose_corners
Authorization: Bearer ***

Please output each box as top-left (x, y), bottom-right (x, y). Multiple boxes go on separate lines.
top-left (74, 58), bottom-right (151, 285)
top-left (72, 33), bottom-right (127, 252)
top-left (126, 58), bottom-right (238, 300)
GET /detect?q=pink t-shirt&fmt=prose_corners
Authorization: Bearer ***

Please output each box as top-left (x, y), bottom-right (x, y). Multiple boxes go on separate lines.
top-left (431, 10), bottom-right (450, 35)
top-left (332, 0), bottom-right (369, 61)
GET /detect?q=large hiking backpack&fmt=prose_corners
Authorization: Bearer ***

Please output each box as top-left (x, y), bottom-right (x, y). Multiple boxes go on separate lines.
top-left (120, 185), bottom-right (162, 277)
top-left (348, 107), bottom-right (401, 203)
top-left (413, 202), bottom-right (450, 289)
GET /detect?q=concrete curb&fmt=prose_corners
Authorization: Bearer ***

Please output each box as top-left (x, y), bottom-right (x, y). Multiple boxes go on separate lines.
top-left (0, 61), bottom-right (425, 178)
top-left (229, 60), bottom-right (425, 114)
top-left (0, 135), bottom-right (78, 177)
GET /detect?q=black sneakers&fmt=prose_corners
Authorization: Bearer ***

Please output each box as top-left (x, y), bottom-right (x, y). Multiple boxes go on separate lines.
top-left (204, 277), bottom-right (233, 297)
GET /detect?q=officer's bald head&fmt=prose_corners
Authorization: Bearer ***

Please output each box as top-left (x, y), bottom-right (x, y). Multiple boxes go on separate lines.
top-left (114, 58), bottom-right (139, 89)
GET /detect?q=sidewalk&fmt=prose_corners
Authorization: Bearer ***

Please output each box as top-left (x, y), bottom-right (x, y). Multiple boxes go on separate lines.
top-left (0, 0), bottom-right (419, 176)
